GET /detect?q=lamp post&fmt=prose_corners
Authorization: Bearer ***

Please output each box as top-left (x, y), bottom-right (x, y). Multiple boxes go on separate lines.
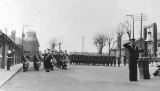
top-left (127, 15), bottom-right (134, 39)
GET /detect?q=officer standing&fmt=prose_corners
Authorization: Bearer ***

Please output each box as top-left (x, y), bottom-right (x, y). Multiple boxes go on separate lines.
top-left (7, 49), bottom-right (14, 70)
top-left (123, 39), bottom-right (139, 81)
top-left (45, 49), bottom-right (53, 72)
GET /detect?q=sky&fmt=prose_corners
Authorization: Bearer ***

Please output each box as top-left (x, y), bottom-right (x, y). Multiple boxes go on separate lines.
top-left (0, 0), bottom-right (160, 53)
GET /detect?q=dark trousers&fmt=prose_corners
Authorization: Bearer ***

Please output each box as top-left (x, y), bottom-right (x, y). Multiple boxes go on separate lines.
top-left (7, 58), bottom-right (11, 70)
top-left (129, 60), bottom-right (137, 81)
top-left (34, 62), bottom-right (38, 70)
top-left (124, 61), bottom-right (126, 66)
top-left (50, 62), bottom-right (53, 70)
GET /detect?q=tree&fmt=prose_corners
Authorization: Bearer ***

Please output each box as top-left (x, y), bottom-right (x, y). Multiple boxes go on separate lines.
top-left (106, 31), bottom-right (114, 56)
top-left (93, 32), bottom-right (107, 54)
top-left (115, 22), bottom-right (126, 58)
top-left (50, 38), bottom-right (57, 50)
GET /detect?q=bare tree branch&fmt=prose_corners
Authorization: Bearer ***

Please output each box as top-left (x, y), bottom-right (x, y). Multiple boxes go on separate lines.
top-left (93, 32), bottom-right (107, 54)
top-left (114, 22), bottom-right (126, 58)
top-left (124, 21), bottom-right (131, 40)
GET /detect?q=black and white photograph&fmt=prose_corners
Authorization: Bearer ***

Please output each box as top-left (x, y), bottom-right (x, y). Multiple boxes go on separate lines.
top-left (0, 0), bottom-right (160, 91)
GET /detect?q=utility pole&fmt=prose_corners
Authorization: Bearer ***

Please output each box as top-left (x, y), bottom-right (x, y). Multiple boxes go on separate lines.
top-left (82, 36), bottom-right (84, 52)
top-left (135, 13), bottom-right (148, 49)
top-left (22, 25), bottom-right (29, 53)
top-left (127, 15), bottom-right (134, 40)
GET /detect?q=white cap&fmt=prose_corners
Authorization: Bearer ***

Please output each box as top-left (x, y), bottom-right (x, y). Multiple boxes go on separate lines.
top-left (8, 50), bottom-right (11, 54)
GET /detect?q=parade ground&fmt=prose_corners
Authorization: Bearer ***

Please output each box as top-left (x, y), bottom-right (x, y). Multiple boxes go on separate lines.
top-left (0, 62), bottom-right (160, 91)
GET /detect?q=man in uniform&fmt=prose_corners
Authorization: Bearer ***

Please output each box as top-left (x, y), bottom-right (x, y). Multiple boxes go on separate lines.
top-left (50, 50), bottom-right (54, 70)
top-left (22, 51), bottom-right (29, 72)
top-left (42, 50), bottom-right (47, 69)
top-left (62, 50), bottom-right (69, 70)
top-left (45, 49), bottom-right (53, 72)
top-left (59, 50), bottom-right (64, 69)
top-left (33, 52), bottom-right (41, 71)
top-left (123, 39), bottom-right (139, 81)
top-left (7, 49), bottom-right (15, 70)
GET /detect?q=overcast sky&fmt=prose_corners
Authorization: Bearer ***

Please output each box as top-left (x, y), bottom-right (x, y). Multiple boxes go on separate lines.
top-left (0, 0), bottom-right (159, 52)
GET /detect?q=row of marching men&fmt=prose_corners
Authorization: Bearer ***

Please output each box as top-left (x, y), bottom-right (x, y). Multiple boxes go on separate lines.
top-left (69, 52), bottom-right (127, 67)
top-left (21, 49), bottom-right (70, 72)
top-left (42, 49), bottom-right (70, 72)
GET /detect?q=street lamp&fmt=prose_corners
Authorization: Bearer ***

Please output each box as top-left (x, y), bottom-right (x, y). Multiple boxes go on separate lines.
top-left (127, 15), bottom-right (134, 39)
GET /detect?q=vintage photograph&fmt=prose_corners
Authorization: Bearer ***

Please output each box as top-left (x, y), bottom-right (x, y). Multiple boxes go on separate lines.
top-left (0, 0), bottom-right (160, 91)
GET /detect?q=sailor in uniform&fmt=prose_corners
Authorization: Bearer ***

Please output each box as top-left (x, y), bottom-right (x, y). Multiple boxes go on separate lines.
top-left (33, 52), bottom-right (41, 71)
top-left (22, 51), bottom-right (29, 72)
top-left (42, 50), bottom-right (47, 69)
top-left (7, 49), bottom-right (15, 70)
top-left (45, 49), bottom-right (53, 72)
top-left (123, 39), bottom-right (139, 81)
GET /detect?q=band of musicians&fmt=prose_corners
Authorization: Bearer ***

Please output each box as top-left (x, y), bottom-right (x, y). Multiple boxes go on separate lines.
top-left (21, 49), bottom-right (70, 72)
top-left (21, 48), bottom-right (128, 72)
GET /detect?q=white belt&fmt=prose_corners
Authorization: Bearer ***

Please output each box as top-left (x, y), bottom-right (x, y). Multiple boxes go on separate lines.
top-left (8, 57), bottom-right (12, 58)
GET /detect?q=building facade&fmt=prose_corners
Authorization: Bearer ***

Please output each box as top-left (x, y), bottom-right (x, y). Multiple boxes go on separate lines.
top-left (23, 30), bottom-right (40, 56)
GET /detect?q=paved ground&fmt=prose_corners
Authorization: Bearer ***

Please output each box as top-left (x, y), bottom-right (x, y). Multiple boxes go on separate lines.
top-left (1, 62), bottom-right (160, 91)
top-left (0, 63), bottom-right (22, 88)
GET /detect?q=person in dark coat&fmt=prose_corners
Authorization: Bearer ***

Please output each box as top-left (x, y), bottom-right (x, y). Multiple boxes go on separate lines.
top-left (123, 39), bottom-right (139, 81)
top-left (33, 53), bottom-right (41, 71)
top-left (45, 49), bottom-right (53, 72)
top-left (42, 50), bottom-right (47, 69)
top-left (123, 54), bottom-right (127, 66)
top-left (50, 50), bottom-right (54, 70)
top-left (7, 50), bottom-right (14, 70)
top-left (22, 51), bottom-right (29, 72)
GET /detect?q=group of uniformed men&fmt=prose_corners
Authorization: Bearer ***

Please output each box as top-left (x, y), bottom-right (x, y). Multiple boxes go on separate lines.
top-left (42, 49), bottom-right (69, 72)
top-left (22, 49), bottom-right (127, 72)
top-left (22, 49), bottom-right (69, 72)
top-left (69, 52), bottom-right (126, 67)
